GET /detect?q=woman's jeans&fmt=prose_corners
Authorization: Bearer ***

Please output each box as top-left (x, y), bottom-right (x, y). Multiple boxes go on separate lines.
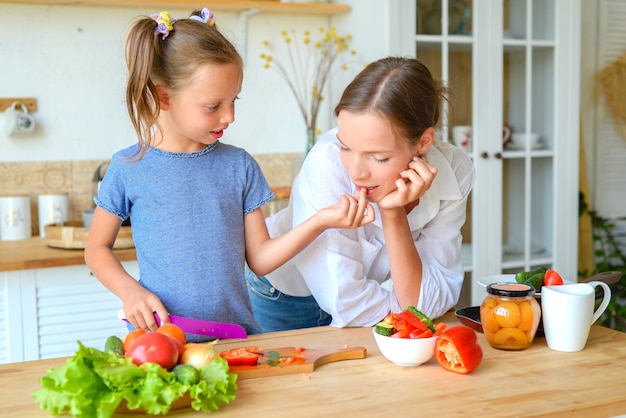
top-left (246, 269), bottom-right (331, 332)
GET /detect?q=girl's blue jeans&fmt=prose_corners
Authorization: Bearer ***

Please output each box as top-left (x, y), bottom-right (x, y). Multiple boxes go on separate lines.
top-left (245, 268), bottom-right (331, 332)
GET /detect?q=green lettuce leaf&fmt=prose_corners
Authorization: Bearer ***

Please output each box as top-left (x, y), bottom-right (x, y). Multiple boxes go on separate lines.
top-left (33, 341), bottom-right (237, 417)
top-left (189, 357), bottom-right (238, 412)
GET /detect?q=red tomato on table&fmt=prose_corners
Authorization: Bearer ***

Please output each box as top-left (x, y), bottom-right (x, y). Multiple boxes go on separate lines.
top-left (544, 269), bottom-right (564, 286)
top-left (125, 331), bottom-right (181, 370)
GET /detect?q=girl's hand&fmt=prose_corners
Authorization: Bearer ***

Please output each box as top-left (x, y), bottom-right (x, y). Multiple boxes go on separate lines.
top-left (378, 156), bottom-right (438, 210)
top-left (121, 288), bottom-right (170, 331)
top-left (318, 187), bottom-right (375, 228)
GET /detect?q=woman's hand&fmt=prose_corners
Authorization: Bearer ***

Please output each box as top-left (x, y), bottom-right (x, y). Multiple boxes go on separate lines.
top-left (318, 187), bottom-right (375, 228)
top-left (378, 156), bottom-right (438, 210)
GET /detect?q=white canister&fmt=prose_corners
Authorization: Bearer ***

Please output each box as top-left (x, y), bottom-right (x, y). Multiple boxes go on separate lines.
top-left (0, 195), bottom-right (32, 240)
top-left (38, 193), bottom-right (69, 237)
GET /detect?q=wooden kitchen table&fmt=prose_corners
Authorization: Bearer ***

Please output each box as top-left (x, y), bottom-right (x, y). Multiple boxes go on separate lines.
top-left (1, 312), bottom-right (625, 418)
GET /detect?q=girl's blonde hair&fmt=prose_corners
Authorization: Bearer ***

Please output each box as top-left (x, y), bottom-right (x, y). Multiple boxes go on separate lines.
top-left (124, 10), bottom-right (242, 159)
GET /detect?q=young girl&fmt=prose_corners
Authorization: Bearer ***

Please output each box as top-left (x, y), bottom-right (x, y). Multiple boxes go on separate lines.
top-left (84, 8), bottom-right (373, 342)
top-left (247, 56), bottom-right (476, 331)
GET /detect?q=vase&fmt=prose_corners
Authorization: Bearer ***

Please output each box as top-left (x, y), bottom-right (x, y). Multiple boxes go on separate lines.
top-left (291, 128), bottom-right (317, 181)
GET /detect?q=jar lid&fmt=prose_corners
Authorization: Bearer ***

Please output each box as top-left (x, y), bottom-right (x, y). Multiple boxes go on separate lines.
top-left (486, 282), bottom-right (536, 297)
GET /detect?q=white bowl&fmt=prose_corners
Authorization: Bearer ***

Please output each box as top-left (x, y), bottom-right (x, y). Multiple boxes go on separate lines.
top-left (508, 133), bottom-right (543, 149)
top-left (372, 328), bottom-right (438, 367)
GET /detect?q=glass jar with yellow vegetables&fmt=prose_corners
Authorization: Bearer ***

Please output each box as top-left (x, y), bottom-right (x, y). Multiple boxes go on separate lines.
top-left (480, 283), bottom-right (541, 350)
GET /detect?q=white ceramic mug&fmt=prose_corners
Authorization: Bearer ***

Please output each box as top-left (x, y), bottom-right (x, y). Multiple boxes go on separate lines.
top-left (0, 195), bottom-right (32, 240)
top-left (3, 102), bottom-right (36, 136)
top-left (38, 193), bottom-right (69, 237)
top-left (452, 125), bottom-right (472, 151)
top-left (541, 281), bottom-right (611, 352)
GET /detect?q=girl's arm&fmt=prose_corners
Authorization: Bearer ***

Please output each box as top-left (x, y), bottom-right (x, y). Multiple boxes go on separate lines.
top-left (84, 207), bottom-right (167, 331)
top-left (244, 188), bottom-right (374, 276)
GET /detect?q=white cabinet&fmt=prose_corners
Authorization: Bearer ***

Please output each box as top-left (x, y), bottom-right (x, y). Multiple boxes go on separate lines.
top-left (0, 261), bottom-right (139, 363)
top-left (412, 0), bottom-right (581, 305)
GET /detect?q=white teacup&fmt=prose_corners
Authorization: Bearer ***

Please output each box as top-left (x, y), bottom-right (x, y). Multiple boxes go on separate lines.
top-left (452, 125), bottom-right (472, 151)
top-left (541, 281), bottom-right (611, 352)
top-left (452, 125), bottom-right (511, 152)
top-left (3, 102), bottom-right (36, 136)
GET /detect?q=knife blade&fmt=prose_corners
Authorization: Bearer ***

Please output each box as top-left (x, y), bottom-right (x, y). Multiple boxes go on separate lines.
top-left (117, 310), bottom-right (248, 339)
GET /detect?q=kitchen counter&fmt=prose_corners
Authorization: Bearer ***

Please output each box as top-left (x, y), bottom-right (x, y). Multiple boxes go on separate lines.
top-left (2, 312), bottom-right (626, 417)
top-left (0, 237), bottom-right (136, 272)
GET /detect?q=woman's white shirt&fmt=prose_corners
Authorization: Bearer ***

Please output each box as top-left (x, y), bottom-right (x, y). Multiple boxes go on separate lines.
top-left (265, 128), bottom-right (475, 327)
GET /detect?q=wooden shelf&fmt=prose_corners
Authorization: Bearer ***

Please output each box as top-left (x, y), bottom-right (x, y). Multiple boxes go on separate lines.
top-left (1, 0), bottom-right (350, 15)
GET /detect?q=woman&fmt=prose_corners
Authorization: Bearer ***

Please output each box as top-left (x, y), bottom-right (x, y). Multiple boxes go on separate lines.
top-left (247, 56), bottom-right (475, 331)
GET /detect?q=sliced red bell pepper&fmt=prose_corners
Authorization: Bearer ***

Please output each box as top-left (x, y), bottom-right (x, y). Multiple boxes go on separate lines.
top-left (433, 322), bottom-right (447, 336)
top-left (391, 326), bottom-right (412, 338)
top-left (397, 310), bottom-right (429, 332)
top-left (409, 328), bottom-right (433, 339)
top-left (434, 326), bottom-right (483, 374)
top-left (220, 348), bottom-right (262, 366)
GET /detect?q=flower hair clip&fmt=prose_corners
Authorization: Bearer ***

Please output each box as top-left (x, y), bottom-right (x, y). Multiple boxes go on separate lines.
top-left (189, 8), bottom-right (215, 26)
top-left (151, 11), bottom-right (176, 40)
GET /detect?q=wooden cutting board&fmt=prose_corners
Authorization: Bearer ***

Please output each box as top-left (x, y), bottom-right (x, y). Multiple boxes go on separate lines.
top-left (117, 346), bottom-right (367, 413)
top-left (227, 346), bottom-right (367, 380)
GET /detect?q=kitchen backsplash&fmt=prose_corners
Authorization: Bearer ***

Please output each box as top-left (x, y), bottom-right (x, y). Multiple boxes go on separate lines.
top-left (0, 153), bottom-right (299, 237)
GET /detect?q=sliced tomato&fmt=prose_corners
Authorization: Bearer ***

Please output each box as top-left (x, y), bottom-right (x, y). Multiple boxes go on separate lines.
top-left (220, 348), bottom-right (261, 366)
top-left (277, 355), bottom-right (306, 364)
top-left (544, 269), bottom-right (564, 286)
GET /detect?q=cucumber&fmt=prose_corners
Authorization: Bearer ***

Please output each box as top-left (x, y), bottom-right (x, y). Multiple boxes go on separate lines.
top-left (523, 272), bottom-right (545, 292)
top-left (172, 364), bottom-right (200, 385)
top-left (515, 267), bottom-right (547, 284)
top-left (375, 321), bottom-right (395, 336)
top-left (407, 306), bottom-right (435, 332)
top-left (104, 335), bottom-right (124, 356)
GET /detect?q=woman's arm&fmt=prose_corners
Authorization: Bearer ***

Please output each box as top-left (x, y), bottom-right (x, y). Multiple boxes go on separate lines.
top-left (376, 156), bottom-right (438, 310)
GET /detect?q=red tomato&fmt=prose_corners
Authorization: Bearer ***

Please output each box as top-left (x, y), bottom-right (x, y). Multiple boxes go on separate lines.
top-left (220, 348), bottom-right (262, 366)
top-left (125, 331), bottom-right (180, 370)
top-left (434, 326), bottom-right (483, 374)
top-left (544, 269), bottom-right (564, 286)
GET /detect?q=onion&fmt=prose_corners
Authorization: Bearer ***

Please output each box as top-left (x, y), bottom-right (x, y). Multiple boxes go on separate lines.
top-left (180, 342), bottom-right (216, 369)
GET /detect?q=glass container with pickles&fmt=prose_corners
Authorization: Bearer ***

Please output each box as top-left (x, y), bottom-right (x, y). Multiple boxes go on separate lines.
top-left (480, 283), bottom-right (541, 350)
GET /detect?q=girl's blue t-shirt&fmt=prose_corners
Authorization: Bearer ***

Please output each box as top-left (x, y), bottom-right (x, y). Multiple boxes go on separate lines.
top-left (96, 141), bottom-right (274, 341)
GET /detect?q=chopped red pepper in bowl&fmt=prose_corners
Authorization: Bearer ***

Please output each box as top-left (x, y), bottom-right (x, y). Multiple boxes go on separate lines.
top-left (373, 307), bottom-right (446, 367)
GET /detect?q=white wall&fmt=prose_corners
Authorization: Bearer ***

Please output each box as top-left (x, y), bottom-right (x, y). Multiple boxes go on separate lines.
top-left (0, 1), bottom-right (402, 162)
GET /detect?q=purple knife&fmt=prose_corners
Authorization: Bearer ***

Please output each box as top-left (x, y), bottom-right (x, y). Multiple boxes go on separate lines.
top-left (118, 310), bottom-right (248, 339)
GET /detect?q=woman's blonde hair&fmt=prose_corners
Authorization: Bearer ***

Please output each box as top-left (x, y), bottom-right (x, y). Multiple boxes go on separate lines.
top-left (124, 10), bottom-right (242, 159)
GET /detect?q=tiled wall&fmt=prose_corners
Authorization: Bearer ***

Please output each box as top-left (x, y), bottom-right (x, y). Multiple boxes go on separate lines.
top-left (0, 154), bottom-right (298, 237)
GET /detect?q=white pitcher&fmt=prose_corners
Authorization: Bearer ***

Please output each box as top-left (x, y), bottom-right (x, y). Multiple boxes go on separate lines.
top-left (541, 281), bottom-right (611, 352)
